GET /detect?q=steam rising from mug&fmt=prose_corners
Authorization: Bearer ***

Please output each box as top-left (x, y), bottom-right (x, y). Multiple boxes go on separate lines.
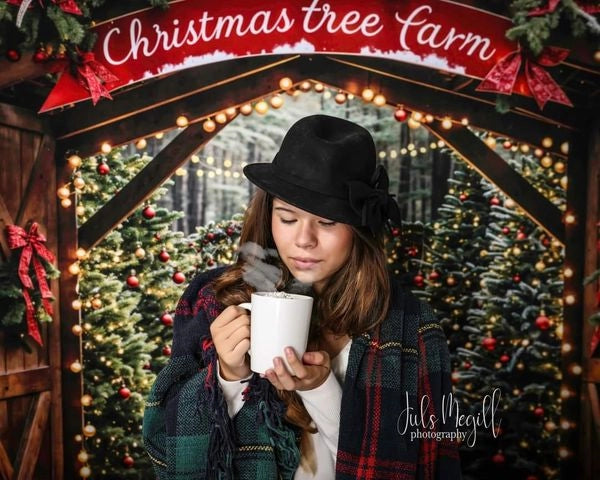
top-left (239, 241), bottom-right (312, 294)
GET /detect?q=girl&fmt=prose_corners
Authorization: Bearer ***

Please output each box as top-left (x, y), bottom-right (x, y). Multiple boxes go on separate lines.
top-left (143, 114), bottom-right (462, 479)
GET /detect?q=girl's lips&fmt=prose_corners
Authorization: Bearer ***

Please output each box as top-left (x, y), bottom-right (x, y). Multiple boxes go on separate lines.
top-left (291, 258), bottom-right (322, 270)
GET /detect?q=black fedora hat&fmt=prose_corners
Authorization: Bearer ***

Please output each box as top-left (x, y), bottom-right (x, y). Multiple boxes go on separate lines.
top-left (243, 114), bottom-right (401, 234)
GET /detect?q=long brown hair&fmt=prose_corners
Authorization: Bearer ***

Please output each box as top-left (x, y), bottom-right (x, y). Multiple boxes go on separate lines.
top-left (212, 189), bottom-right (391, 471)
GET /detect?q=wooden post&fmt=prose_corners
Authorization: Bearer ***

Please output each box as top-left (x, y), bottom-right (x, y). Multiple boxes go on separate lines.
top-left (56, 151), bottom-right (82, 480)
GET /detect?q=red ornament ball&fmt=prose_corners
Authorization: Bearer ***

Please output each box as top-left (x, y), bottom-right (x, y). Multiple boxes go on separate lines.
top-left (535, 315), bottom-right (550, 330)
top-left (207, 259), bottom-right (215, 267)
top-left (158, 249), bottom-right (170, 262)
top-left (161, 312), bottom-right (174, 327)
top-left (142, 205), bottom-right (156, 219)
top-left (6, 49), bottom-right (21, 62)
top-left (429, 271), bottom-right (440, 281)
top-left (96, 162), bottom-right (110, 175)
top-left (162, 345), bottom-right (172, 356)
top-left (123, 455), bottom-right (134, 468)
top-left (118, 386), bottom-right (131, 399)
top-left (533, 407), bottom-right (544, 417)
top-left (226, 227), bottom-right (235, 236)
top-left (502, 140), bottom-right (512, 150)
top-left (516, 232), bottom-right (527, 241)
top-left (142, 362), bottom-right (152, 370)
top-left (464, 361), bottom-right (472, 369)
top-left (413, 274), bottom-right (424, 286)
top-left (459, 193), bottom-right (468, 201)
top-left (391, 227), bottom-right (400, 237)
top-left (513, 274), bottom-right (521, 283)
top-left (482, 337), bottom-right (497, 351)
top-left (490, 197), bottom-right (500, 206)
top-left (492, 452), bottom-right (505, 464)
top-left (499, 354), bottom-right (510, 363)
top-left (172, 271), bottom-right (185, 284)
top-left (126, 274), bottom-right (139, 288)
top-left (33, 49), bottom-right (48, 63)
top-left (394, 108), bottom-right (408, 122)
top-left (207, 232), bottom-right (216, 241)
top-left (502, 226), bottom-right (510, 234)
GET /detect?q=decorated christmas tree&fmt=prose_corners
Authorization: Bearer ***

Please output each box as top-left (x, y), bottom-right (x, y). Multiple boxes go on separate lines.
top-left (454, 151), bottom-right (565, 480)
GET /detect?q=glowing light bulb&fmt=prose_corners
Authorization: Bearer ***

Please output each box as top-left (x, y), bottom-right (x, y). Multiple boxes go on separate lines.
top-left (215, 112), bottom-right (227, 124)
top-left (203, 119), bottom-right (216, 133)
top-left (270, 95), bottom-right (284, 109)
top-left (135, 138), bottom-right (147, 150)
top-left (67, 154), bottom-right (82, 169)
top-left (176, 115), bottom-right (189, 127)
top-left (373, 94), bottom-right (386, 106)
top-left (441, 117), bottom-right (453, 130)
top-left (100, 142), bottom-right (112, 154)
top-left (255, 100), bottom-right (269, 114)
top-left (279, 77), bottom-right (293, 90)
top-left (361, 88), bottom-right (374, 102)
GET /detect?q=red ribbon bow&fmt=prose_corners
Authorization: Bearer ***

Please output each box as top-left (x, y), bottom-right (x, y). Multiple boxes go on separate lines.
top-left (529, 0), bottom-right (600, 16)
top-left (76, 52), bottom-right (119, 105)
top-left (6, 223), bottom-right (56, 346)
top-left (476, 46), bottom-right (573, 110)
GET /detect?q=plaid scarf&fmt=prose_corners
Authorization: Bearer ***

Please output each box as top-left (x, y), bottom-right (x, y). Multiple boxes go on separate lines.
top-left (143, 267), bottom-right (462, 479)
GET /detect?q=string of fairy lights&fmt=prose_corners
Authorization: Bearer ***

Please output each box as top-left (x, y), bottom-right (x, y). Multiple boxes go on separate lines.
top-left (57, 77), bottom-right (581, 476)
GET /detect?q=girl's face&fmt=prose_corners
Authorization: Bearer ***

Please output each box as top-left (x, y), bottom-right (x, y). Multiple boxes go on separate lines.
top-left (271, 198), bottom-right (354, 293)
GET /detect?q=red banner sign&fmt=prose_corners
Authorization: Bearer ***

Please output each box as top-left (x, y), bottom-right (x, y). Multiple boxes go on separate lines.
top-left (41, 0), bottom-right (517, 112)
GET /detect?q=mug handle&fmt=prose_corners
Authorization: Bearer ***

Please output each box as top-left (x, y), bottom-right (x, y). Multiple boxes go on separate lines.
top-left (238, 303), bottom-right (252, 355)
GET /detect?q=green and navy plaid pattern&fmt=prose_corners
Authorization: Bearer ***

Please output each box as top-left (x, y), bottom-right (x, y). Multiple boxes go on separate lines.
top-left (143, 267), bottom-right (462, 479)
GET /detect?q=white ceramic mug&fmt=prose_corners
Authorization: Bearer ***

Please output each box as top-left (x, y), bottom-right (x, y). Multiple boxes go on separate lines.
top-left (239, 292), bottom-right (313, 375)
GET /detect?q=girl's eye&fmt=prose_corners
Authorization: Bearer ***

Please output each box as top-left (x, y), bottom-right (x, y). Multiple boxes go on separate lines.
top-left (280, 218), bottom-right (296, 224)
top-left (319, 221), bottom-right (336, 227)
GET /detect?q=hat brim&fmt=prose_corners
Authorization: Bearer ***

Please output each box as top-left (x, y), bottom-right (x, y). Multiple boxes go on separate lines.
top-left (243, 163), bottom-right (361, 225)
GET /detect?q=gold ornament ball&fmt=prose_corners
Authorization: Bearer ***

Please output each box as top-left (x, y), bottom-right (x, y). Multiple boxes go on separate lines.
top-left (79, 466), bottom-right (92, 478)
top-left (61, 198), bottom-right (72, 208)
top-left (135, 138), bottom-right (147, 150)
top-left (255, 100), bottom-right (269, 115)
top-left (407, 118), bottom-right (421, 130)
top-left (335, 92), bottom-right (346, 104)
top-left (480, 249), bottom-right (488, 257)
top-left (446, 277), bottom-right (456, 286)
top-left (540, 155), bottom-right (553, 168)
top-left (225, 107), bottom-right (237, 118)
top-left (505, 198), bottom-right (516, 208)
top-left (519, 144), bottom-right (530, 153)
top-left (545, 421), bottom-right (557, 432)
top-left (373, 94), bottom-right (386, 107)
top-left (535, 261), bottom-right (546, 271)
top-left (542, 137), bottom-right (553, 148)
top-left (313, 83), bottom-right (324, 92)
top-left (83, 424), bottom-right (96, 437)
top-left (67, 154), bottom-right (82, 169)
top-left (71, 299), bottom-right (82, 311)
top-left (279, 77), bottom-right (293, 90)
top-left (560, 142), bottom-right (569, 155)
top-left (175, 115), bottom-right (189, 128)
top-left (76, 205), bottom-right (85, 216)
top-left (215, 112), bottom-right (228, 124)
top-left (57, 186), bottom-right (71, 199)
top-left (553, 161), bottom-right (565, 174)
top-left (72, 324), bottom-right (83, 336)
top-left (73, 177), bottom-right (85, 189)
top-left (202, 119), bottom-right (216, 133)
top-left (512, 246), bottom-right (522, 255)
top-left (560, 176), bottom-right (568, 189)
top-left (240, 104), bottom-right (253, 115)
top-left (81, 394), bottom-right (93, 407)
top-left (485, 136), bottom-right (497, 149)
top-left (300, 81), bottom-right (311, 92)
top-left (91, 298), bottom-right (103, 309)
top-left (70, 361), bottom-right (82, 373)
top-left (74, 434), bottom-right (83, 442)
top-left (465, 342), bottom-right (473, 349)
top-left (361, 88), bottom-right (374, 102)
top-left (135, 247), bottom-right (146, 259)
top-left (270, 95), bottom-right (284, 109)
top-left (77, 450), bottom-right (89, 463)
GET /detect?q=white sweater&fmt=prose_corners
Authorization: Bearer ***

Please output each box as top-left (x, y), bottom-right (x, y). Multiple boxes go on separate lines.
top-left (217, 341), bottom-right (352, 479)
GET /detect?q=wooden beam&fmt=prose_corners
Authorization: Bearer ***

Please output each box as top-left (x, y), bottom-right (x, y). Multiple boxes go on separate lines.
top-left (56, 153), bottom-right (81, 480)
top-left (51, 55), bottom-right (298, 140)
top-left (0, 102), bottom-right (50, 134)
top-left (0, 440), bottom-right (14, 480)
top-left (15, 135), bottom-right (55, 226)
top-left (0, 58), bottom-right (48, 90)
top-left (311, 56), bottom-right (574, 157)
top-left (559, 127), bottom-right (589, 478)
top-left (78, 117), bottom-right (230, 251)
top-left (0, 194), bottom-right (14, 261)
top-left (0, 368), bottom-right (52, 400)
top-left (426, 121), bottom-right (565, 243)
top-left (14, 391), bottom-right (51, 480)
top-left (56, 55), bottom-right (313, 157)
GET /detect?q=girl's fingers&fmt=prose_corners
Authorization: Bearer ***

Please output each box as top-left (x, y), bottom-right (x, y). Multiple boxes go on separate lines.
top-left (272, 357), bottom-right (296, 390)
top-left (302, 350), bottom-right (329, 367)
top-left (223, 325), bottom-right (250, 352)
top-left (284, 347), bottom-right (307, 379)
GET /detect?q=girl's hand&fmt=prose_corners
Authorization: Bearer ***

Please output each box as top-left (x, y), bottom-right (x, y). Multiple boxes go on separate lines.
top-left (264, 347), bottom-right (331, 391)
top-left (210, 305), bottom-right (251, 380)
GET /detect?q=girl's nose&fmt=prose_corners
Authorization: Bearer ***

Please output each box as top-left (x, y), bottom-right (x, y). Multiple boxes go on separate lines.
top-left (294, 221), bottom-right (317, 248)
